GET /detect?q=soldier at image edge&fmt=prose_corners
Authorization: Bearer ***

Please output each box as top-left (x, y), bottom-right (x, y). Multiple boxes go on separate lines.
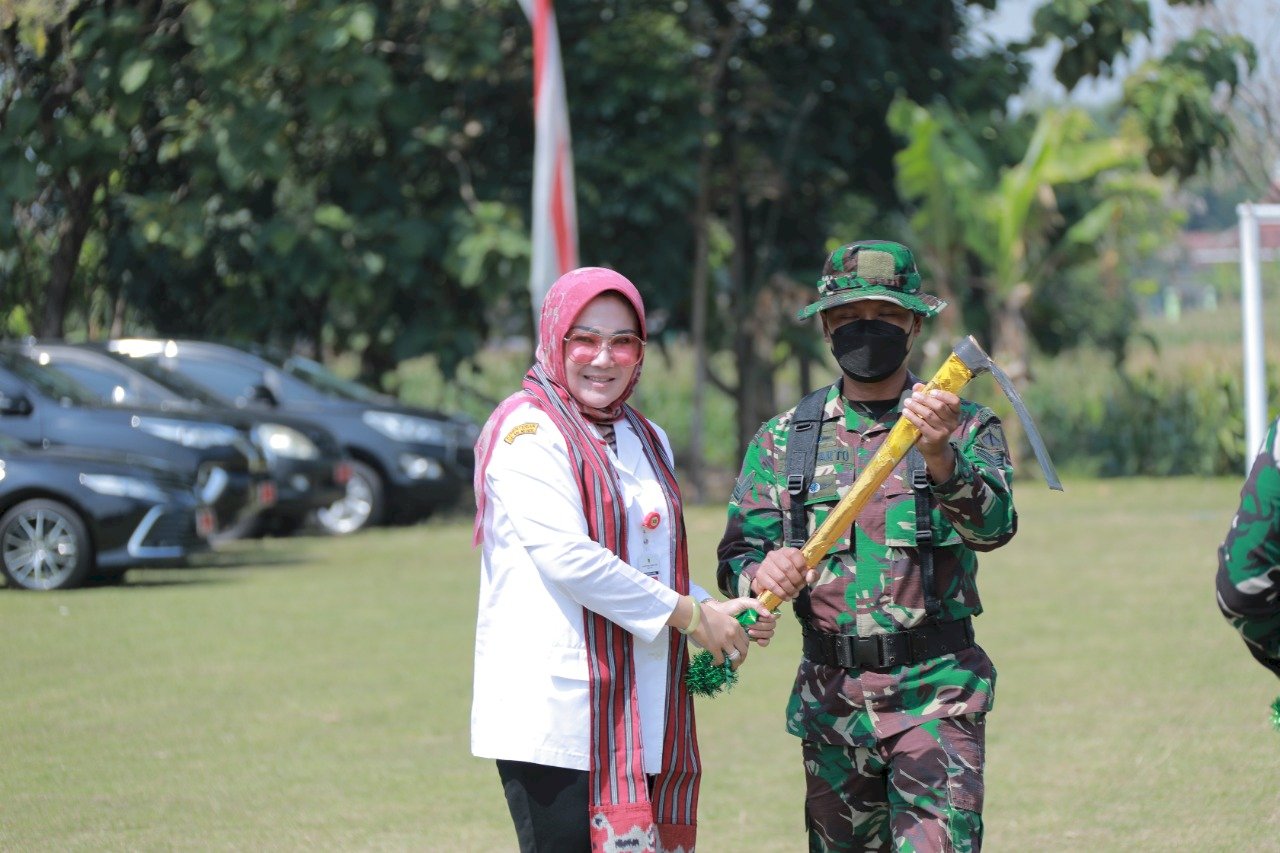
top-left (1216, 412), bottom-right (1280, 731)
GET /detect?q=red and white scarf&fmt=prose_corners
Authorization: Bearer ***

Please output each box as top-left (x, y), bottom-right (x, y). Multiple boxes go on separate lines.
top-left (473, 268), bottom-right (700, 852)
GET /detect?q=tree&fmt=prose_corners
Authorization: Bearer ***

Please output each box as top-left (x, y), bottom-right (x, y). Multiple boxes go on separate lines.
top-left (1123, 28), bottom-right (1257, 181)
top-left (673, 0), bottom-right (1020, 453)
top-left (114, 0), bottom-right (533, 380)
top-left (2, 1), bottom-right (535, 382)
top-left (0, 1), bottom-right (192, 338)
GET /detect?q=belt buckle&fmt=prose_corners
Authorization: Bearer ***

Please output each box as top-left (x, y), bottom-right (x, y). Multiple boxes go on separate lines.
top-left (853, 636), bottom-right (881, 669)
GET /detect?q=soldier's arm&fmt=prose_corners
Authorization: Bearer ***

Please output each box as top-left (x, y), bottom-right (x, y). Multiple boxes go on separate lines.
top-left (1216, 418), bottom-right (1280, 678)
top-left (930, 408), bottom-right (1017, 551)
top-left (716, 424), bottom-right (785, 598)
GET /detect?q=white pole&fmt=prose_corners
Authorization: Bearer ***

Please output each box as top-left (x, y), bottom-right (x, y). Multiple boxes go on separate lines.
top-left (1238, 203), bottom-right (1266, 470)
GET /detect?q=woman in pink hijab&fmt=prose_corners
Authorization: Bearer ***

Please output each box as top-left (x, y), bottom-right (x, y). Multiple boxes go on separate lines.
top-left (471, 267), bottom-right (775, 853)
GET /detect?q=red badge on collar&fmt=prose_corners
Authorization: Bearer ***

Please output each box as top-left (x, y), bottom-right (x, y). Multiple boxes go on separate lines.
top-left (643, 511), bottom-right (661, 530)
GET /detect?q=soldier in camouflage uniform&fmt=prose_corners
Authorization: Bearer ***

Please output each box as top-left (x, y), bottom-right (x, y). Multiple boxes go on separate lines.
top-left (717, 241), bottom-right (1017, 852)
top-left (1216, 414), bottom-right (1280, 680)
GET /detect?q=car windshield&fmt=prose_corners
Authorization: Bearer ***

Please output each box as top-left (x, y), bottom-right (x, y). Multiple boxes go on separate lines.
top-left (108, 353), bottom-right (227, 406)
top-left (51, 358), bottom-right (183, 408)
top-left (280, 355), bottom-right (389, 404)
top-left (0, 352), bottom-right (100, 406)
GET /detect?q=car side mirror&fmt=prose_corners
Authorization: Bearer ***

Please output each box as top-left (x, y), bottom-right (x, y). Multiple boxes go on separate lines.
top-left (0, 392), bottom-right (33, 416)
top-left (246, 384), bottom-right (278, 406)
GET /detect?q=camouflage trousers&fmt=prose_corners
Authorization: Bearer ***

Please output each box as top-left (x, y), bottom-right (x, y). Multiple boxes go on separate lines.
top-left (803, 714), bottom-right (985, 853)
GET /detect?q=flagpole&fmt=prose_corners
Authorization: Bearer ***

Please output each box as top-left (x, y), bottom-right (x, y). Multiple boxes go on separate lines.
top-left (518, 0), bottom-right (579, 330)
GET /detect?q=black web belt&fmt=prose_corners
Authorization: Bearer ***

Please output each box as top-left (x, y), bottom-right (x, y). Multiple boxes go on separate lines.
top-left (801, 617), bottom-right (974, 671)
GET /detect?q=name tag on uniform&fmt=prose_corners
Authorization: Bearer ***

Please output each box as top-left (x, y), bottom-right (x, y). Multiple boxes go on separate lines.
top-left (638, 551), bottom-right (660, 578)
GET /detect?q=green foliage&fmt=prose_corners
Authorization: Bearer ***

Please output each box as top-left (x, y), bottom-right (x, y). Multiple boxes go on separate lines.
top-left (1123, 29), bottom-right (1257, 180)
top-left (891, 96), bottom-right (1157, 370)
top-left (0, 0), bottom-right (1260, 411)
top-left (1033, 0), bottom-right (1153, 89)
top-left (1021, 352), bottom-right (1272, 477)
top-left (1, 0), bottom-right (531, 374)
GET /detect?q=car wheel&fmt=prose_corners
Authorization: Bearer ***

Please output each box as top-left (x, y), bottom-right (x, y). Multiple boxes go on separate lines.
top-left (314, 460), bottom-right (384, 535)
top-left (0, 499), bottom-right (94, 591)
top-left (210, 510), bottom-right (265, 544)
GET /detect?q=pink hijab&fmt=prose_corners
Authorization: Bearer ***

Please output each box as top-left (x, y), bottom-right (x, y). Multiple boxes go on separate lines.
top-left (472, 267), bottom-right (647, 542)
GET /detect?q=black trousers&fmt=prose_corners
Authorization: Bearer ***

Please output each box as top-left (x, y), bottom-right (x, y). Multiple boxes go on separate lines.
top-left (496, 760), bottom-right (658, 853)
top-left (497, 760), bottom-right (591, 853)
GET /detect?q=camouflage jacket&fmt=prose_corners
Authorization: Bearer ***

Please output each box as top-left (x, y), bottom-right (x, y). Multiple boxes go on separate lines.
top-left (716, 378), bottom-right (1017, 745)
top-left (1216, 415), bottom-right (1280, 679)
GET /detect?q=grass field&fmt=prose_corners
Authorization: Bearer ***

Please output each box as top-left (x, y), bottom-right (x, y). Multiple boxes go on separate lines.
top-left (2, 478), bottom-right (1279, 851)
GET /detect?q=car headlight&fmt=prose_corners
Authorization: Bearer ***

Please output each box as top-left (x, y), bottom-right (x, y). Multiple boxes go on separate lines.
top-left (362, 411), bottom-right (447, 445)
top-left (133, 417), bottom-right (240, 449)
top-left (399, 453), bottom-right (444, 480)
top-left (253, 423), bottom-right (319, 461)
top-left (79, 473), bottom-right (168, 503)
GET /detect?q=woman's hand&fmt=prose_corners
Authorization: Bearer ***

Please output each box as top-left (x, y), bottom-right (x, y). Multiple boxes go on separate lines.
top-left (716, 596), bottom-right (773, 645)
top-left (691, 597), bottom-right (772, 670)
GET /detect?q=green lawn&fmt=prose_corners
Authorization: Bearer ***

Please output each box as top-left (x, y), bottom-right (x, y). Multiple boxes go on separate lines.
top-left (2, 478), bottom-right (1278, 851)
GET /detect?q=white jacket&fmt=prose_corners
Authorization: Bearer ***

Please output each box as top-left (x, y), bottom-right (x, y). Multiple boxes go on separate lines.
top-left (471, 402), bottom-right (709, 774)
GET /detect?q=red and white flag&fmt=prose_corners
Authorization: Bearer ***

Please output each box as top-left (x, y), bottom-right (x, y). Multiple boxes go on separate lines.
top-left (518, 0), bottom-right (579, 321)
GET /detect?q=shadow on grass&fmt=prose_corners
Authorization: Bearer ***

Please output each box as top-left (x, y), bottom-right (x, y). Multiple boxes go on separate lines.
top-left (94, 542), bottom-right (316, 590)
top-left (187, 547), bottom-right (310, 570)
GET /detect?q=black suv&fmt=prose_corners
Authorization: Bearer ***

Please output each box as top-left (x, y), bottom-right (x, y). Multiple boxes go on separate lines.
top-left (17, 342), bottom-right (351, 537)
top-left (0, 350), bottom-right (263, 538)
top-left (0, 432), bottom-right (212, 590)
top-left (107, 339), bottom-right (476, 534)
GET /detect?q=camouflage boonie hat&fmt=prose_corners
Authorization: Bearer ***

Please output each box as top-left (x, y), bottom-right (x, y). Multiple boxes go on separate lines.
top-left (797, 240), bottom-right (947, 320)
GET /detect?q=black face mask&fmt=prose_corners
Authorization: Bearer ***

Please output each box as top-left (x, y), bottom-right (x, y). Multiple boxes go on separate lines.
top-left (829, 318), bottom-right (911, 383)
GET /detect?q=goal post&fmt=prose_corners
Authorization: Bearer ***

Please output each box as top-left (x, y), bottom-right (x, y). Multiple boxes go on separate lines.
top-left (1237, 202), bottom-right (1280, 470)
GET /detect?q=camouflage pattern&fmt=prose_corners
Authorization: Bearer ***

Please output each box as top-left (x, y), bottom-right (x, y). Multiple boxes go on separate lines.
top-left (1216, 415), bottom-right (1280, 679)
top-left (797, 241), bottom-right (947, 320)
top-left (804, 715), bottom-right (985, 852)
top-left (717, 378), bottom-right (1016, 746)
top-left (717, 378), bottom-right (1015, 850)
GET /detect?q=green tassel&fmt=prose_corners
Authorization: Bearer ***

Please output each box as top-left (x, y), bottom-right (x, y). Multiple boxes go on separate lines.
top-left (685, 649), bottom-right (739, 698)
top-left (1271, 695), bottom-right (1280, 733)
top-left (684, 605), bottom-right (776, 698)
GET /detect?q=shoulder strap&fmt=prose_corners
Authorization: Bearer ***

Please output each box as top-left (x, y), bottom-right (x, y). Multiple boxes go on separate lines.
top-left (908, 448), bottom-right (940, 618)
top-left (784, 383), bottom-right (836, 549)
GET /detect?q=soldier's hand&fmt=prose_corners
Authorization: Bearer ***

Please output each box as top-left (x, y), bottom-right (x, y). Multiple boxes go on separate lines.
top-left (904, 383), bottom-right (959, 482)
top-left (751, 547), bottom-right (815, 602)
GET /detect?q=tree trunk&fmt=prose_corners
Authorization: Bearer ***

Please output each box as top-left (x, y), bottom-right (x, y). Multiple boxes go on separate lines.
top-left (359, 342), bottom-right (397, 391)
top-left (687, 166), bottom-right (711, 502)
top-left (992, 281), bottom-right (1032, 469)
top-left (686, 14), bottom-right (742, 503)
top-left (109, 285), bottom-right (128, 338)
top-left (39, 176), bottom-right (99, 338)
